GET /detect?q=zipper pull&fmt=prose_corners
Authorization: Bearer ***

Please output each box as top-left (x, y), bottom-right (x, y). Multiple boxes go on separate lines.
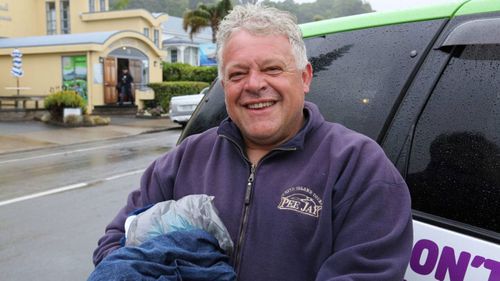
top-left (244, 164), bottom-right (256, 205)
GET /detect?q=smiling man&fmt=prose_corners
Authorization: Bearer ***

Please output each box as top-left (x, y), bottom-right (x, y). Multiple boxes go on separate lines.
top-left (93, 4), bottom-right (413, 281)
top-left (221, 28), bottom-right (313, 164)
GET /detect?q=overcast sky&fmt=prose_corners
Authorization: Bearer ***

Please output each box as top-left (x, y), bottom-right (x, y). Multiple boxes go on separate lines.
top-left (291, 0), bottom-right (459, 12)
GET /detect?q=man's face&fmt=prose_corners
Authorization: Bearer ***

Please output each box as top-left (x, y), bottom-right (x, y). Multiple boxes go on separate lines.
top-left (221, 30), bottom-right (312, 150)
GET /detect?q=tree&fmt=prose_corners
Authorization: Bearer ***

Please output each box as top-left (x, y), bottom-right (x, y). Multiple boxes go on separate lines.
top-left (183, 0), bottom-right (232, 43)
top-left (237, 0), bottom-right (258, 4)
top-left (110, 0), bottom-right (130, 10)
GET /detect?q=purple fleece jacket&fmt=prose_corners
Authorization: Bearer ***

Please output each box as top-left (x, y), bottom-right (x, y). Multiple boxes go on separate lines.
top-left (93, 101), bottom-right (413, 281)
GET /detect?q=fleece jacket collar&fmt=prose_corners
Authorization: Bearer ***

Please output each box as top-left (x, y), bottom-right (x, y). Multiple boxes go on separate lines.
top-left (217, 101), bottom-right (324, 152)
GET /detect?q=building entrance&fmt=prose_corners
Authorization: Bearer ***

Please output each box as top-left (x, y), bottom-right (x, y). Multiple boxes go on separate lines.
top-left (103, 47), bottom-right (149, 105)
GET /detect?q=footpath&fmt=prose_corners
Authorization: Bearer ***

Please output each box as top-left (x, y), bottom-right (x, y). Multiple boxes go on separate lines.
top-left (0, 116), bottom-right (180, 155)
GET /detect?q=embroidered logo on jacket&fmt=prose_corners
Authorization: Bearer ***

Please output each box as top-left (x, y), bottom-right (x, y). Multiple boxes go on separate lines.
top-left (278, 186), bottom-right (323, 218)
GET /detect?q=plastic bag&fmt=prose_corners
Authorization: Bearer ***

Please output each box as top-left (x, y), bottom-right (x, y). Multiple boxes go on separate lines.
top-left (125, 194), bottom-right (234, 255)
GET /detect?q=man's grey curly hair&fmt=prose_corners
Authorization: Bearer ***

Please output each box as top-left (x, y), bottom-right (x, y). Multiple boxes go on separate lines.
top-left (216, 4), bottom-right (309, 79)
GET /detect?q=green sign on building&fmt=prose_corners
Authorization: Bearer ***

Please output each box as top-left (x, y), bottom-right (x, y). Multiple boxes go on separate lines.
top-left (62, 55), bottom-right (88, 103)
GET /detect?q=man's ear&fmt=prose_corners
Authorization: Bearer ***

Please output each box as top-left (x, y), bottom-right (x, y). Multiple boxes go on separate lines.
top-left (302, 63), bottom-right (313, 94)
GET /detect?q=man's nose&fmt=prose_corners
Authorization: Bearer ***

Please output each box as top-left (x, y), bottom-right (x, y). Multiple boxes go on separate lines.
top-left (244, 70), bottom-right (267, 92)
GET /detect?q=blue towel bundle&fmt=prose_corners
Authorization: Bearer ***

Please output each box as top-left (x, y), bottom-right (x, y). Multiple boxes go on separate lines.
top-left (88, 229), bottom-right (236, 281)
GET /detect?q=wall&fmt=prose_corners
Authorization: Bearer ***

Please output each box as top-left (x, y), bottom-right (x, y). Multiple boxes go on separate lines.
top-left (77, 17), bottom-right (150, 34)
top-left (0, 53), bottom-right (62, 97)
top-left (0, 0), bottom-right (44, 37)
top-left (0, 0), bottom-right (112, 38)
top-left (77, 10), bottom-right (166, 46)
top-left (51, 0), bottom-right (110, 36)
top-left (86, 50), bottom-right (102, 107)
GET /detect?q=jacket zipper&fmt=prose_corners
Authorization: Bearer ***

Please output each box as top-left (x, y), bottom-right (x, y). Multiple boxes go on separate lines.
top-left (233, 163), bottom-right (255, 277)
top-left (219, 134), bottom-right (297, 277)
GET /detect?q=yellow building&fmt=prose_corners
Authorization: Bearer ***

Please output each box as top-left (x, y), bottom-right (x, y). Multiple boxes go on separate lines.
top-left (0, 0), bottom-right (167, 113)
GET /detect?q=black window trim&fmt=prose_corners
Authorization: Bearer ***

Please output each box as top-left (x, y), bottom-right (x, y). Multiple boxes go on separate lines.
top-left (440, 17), bottom-right (500, 47)
top-left (378, 19), bottom-right (450, 144)
top-left (413, 210), bottom-right (500, 244)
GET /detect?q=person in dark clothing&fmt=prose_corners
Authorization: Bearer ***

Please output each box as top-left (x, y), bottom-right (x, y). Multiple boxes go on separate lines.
top-left (117, 68), bottom-right (134, 105)
top-left (93, 4), bottom-right (413, 280)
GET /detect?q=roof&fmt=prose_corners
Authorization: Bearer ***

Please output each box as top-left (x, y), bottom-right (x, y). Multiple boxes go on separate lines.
top-left (161, 16), bottom-right (212, 43)
top-left (0, 30), bottom-right (166, 57)
top-left (300, 0), bottom-right (500, 38)
top-left (0, 31), bottom-right (122, 49)
top-left (163, 36), bottom-right (198, 45)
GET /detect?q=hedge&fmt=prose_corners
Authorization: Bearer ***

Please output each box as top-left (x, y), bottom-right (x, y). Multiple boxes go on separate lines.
top-left (163, 63), bottom-right (217, 83)
top-left (147, 81), bottom-right (210, 111)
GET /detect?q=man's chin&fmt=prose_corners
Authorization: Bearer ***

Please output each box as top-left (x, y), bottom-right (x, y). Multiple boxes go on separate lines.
top-left (242, 128), bottom-right (282, 146)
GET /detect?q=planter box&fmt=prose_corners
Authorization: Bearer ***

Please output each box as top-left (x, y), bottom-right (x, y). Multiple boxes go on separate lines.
top-left (63, 107), bottom-right (82, 123)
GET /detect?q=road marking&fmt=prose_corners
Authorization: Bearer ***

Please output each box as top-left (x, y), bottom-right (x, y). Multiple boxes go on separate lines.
top-left (0, 183), bottom-right (88, 207)
top-left (0, 138), bottom-right (158, 165)
top-left (0, 169), bottom-right (145, 207)
top-left (105, 169), bottom-right (144, 181)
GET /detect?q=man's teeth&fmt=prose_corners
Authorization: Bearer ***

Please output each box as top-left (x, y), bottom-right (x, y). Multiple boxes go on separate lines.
top-left (247, 102), bottom-right (274, 109)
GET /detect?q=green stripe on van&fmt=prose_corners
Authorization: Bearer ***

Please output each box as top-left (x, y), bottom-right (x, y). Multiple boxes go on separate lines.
top-left (300, 0), bottom-right (468, 38)
top-left (455, 0), bottom-right (500, 16)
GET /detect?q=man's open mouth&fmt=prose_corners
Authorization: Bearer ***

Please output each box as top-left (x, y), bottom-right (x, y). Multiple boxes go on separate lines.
top-left (247, 101), bottom-right (275, 109)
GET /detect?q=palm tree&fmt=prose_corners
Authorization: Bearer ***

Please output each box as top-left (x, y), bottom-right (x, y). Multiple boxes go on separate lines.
top-left (183, 0), bottom-right (232, 43)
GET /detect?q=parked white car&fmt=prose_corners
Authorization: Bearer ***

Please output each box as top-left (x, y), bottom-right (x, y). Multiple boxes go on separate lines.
top-left (169, 87), bottom-right (208, 126)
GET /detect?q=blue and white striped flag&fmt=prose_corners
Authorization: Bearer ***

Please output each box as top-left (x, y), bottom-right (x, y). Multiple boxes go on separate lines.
top-left (11, 49), bottom-right (24, 77)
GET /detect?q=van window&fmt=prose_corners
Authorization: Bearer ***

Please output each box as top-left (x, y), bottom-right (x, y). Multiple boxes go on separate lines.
top-left (304, 20), bottom-right (443, 140)
top-left (407, 45), bottom-right (500, 233)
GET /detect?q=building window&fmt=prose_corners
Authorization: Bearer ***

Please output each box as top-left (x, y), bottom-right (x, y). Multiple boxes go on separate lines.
top-left (154, 29), bottom-right (160, 47)
top-left (60, 0), bottom-right (71, 34)
top-left (89, 0), bottom-right (95, 12)
top-left (143, 28), bottom-right (150, 38)
top-left (46, 2), bottom-right (56, 35)
top-left (100, 0), bottom-right (106, 11)
top-left (171, 49), bottom-right (177, 63)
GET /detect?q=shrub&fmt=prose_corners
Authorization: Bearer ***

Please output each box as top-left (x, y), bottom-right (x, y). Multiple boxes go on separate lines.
top-left (162, 63), bottom-right (217, 83)
top-left (163, 63), bottom-right (192, 81)
top-left (191, 66), bottom-right (218, 83)
top-left (82, 115), bottom-right (110, 126)
top-left (44, 91), bottom-right (86, 122)
top-left (92, 116), bottom-right (111, 126)
top-left (149, 106), bottom-right (164, 117)
top-left (64, 114), bottom-right (83, 124)
top-left (147, 81), bottom-right (209, 111)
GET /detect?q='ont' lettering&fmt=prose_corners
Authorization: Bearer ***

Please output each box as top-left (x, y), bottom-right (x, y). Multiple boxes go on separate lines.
top-left (406, 239), bottom-right (500, 281)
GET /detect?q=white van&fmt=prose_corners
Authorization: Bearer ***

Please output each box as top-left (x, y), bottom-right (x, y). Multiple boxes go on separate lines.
top-left (180, 1), bottom-right (500, 280)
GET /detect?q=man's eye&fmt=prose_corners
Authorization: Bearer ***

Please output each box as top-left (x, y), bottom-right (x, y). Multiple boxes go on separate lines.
top-left (265, 67), bottom-right (283, 75)
top-left (229, 72), bottom-right (244, 81)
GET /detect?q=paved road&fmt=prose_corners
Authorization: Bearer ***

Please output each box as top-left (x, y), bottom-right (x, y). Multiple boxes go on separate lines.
top-left (0, 117), bottom-right (178, 155)
top-left (0, 130), bottom-right (181, 280)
